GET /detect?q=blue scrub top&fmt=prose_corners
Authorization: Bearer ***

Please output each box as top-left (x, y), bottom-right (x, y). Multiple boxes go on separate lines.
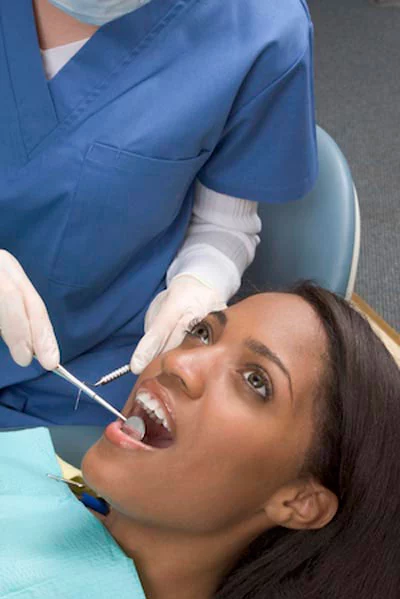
top-left (0, 0), bottom-right (318, 427)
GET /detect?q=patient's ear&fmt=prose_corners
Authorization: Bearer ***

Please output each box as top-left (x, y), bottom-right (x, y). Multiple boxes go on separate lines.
top-left (264, 479), bottom-right (338, 530)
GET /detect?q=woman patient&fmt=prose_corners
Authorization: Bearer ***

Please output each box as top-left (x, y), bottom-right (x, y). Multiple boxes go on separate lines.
top-left (1, 283), bottom-right (399, 599)
top-left (80, 283), bottom-right (400, 599)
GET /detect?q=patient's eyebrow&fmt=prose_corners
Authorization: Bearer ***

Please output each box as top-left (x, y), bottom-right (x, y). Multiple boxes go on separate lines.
top-left (208, 310), bottom-right (227, 327)
top-left (245, 338), bottom-right (294, 402)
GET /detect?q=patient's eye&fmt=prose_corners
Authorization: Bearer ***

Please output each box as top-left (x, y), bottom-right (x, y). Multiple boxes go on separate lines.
top-left (185, 319), bottom-right (211, 345)
top-left (242, 369), bottom-right (272, 400)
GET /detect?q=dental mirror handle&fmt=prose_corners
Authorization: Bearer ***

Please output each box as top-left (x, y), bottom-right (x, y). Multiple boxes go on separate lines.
top-left (55, 365), bottom-right (127, 422)
top-left (33, 356), bottom-right (126, 422)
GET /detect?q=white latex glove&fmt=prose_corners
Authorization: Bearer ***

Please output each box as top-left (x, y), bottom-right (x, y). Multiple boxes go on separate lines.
top-left (0, 250), bottom-right (60, 369)
top-left (130, 274), bottom-right (227, 374)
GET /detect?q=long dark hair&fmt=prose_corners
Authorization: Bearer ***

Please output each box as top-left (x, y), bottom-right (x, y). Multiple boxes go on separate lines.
top-left (215, 283), bottom-right (400, 599)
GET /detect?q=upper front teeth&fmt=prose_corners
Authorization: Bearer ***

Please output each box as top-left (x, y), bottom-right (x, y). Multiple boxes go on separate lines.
top-left (135, 391), bottom-right (171, 432)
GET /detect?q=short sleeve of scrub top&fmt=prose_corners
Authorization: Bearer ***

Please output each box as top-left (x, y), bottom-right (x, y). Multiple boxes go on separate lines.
top-left (198, 1), bottom-right (318, 205)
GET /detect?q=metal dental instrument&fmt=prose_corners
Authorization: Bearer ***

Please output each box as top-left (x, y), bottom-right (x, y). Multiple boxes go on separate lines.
top-left (46, 473), bottom-right (85, 488)
top-left (54, 364), bottom-right (127, 422)
top-left (0, 326), bottom-right (127, 421)
top-left (94, 364), bottom-right (131, 387)
top-left (46, 473), bottom-right (110, 515)
top-left (33, 356), bottom-right (127, 422)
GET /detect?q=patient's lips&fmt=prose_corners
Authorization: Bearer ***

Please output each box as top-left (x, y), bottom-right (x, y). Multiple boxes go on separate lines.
top-left (126, 388), bottom-right (175, 449)
top-left (104, 379), bottom-right (176, 451)
top-left (104, 419), bottom-right (153, 451)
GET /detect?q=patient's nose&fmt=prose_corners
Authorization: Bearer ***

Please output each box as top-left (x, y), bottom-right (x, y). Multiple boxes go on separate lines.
top-left (160, 346), bottom-right (211, 400)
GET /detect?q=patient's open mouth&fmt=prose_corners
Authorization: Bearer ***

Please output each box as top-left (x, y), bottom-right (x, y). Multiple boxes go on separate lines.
top-left (121, 389), bottom-right (175, 449)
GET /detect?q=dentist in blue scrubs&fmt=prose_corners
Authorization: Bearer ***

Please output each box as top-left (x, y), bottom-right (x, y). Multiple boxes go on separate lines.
top-left (0, 0), bottom-right (318, 428)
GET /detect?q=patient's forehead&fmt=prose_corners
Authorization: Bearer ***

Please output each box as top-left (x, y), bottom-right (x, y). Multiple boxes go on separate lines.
top-left (227, 292), bottom-right (326, 358)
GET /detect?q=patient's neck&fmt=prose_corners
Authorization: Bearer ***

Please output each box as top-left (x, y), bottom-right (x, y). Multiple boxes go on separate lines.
top-left (102, 508), bottom-right (261, 599)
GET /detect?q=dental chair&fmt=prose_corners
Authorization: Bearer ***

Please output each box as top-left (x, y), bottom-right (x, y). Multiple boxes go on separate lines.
top-left (243, 125), bottom-right (360, 300)
top-left (14, 126), bottom-right (362, 469)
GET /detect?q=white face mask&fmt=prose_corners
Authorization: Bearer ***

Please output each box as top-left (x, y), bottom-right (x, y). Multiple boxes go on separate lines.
top-left (49, 0), bottom-right (152, 26)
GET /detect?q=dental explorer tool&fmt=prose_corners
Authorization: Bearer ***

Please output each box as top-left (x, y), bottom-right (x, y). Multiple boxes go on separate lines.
top-left (54, 364), bottom-right (128, 422)
top-left (33, 357), bottom-right (146, 439)
top-left (92, 366), bottom-right (147, 440)
top-left (33, 356), bottom-right (127, 422)
top-left (94, 363), bottom-right (131, 386)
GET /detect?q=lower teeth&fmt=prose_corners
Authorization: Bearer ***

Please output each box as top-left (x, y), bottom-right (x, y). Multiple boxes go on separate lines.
top-left (122, 416), bottom-right (146, 441)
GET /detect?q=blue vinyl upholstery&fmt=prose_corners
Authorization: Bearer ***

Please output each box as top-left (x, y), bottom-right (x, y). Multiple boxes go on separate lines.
top-left (51, 425), bottom-right (104, 468)
top-left (243, 126), bottom-right (359, 298)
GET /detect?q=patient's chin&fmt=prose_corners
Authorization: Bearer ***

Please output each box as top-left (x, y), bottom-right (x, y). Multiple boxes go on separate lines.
top-left (80, 441), bottom-right (104, 494)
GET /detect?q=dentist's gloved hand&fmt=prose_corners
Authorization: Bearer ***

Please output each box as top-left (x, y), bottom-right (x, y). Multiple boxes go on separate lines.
top-left (130, 274), bottom-right (227, 374)
top-left (0, 250), bottom-right (60, 370)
